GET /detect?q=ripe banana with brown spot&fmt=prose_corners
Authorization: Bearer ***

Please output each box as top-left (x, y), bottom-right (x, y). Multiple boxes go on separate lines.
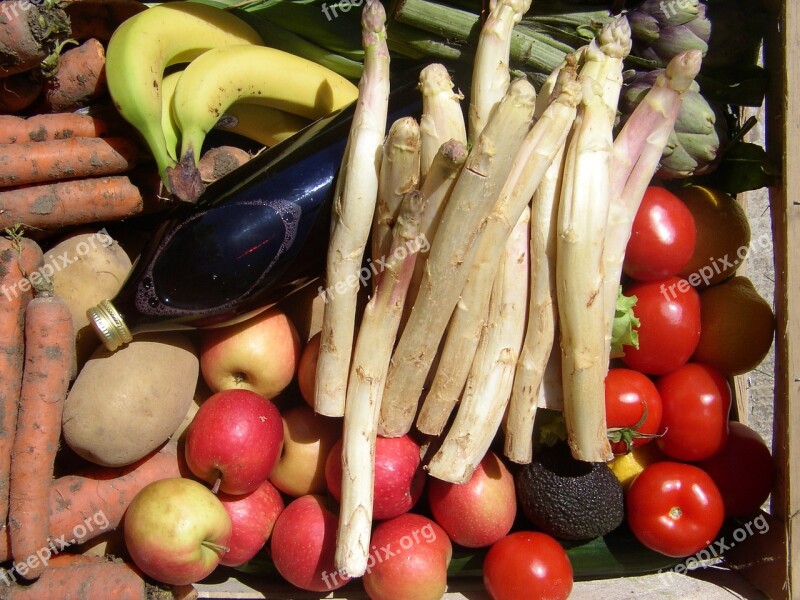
top-left (105, 1), bottom-right (263, 187)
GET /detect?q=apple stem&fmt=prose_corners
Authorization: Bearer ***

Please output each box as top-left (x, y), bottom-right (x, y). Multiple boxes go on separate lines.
top-left (211, 476), bottom-right (222, 495)
top-left (201, 540), bottom-right (230, 556)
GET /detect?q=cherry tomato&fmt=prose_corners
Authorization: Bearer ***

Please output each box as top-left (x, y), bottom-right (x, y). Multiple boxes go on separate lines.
top-left (604, 368), bottom-right (663, 454)
top-left (697, 421), bottom-right (776, 517)
top-left (623, 186), bottom-right (697, 282)
top-left (621, 276), bottom-right (701, 375)
top-left (626, 461), bottom-right (725, 558)
top-left (656, 362), bottom-right (731, 462)
top-left (483, 531), bottom-right (573, 600)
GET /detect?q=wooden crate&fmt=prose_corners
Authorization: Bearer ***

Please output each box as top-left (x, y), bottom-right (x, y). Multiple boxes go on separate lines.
top-left (195, 0), bottom-right (798, 597)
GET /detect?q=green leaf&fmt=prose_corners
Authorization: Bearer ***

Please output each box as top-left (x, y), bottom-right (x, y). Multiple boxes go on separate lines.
top-left (611, 287), bottom-right (639, 354)
top-left (690, 141), bottom-right (779, 195)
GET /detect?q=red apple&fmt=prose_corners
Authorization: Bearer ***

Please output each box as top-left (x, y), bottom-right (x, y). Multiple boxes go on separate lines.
top-left (362, 512), bottom-right (452, 600)
top-left (269, 404), bottom-right (341, 497)
top-left (123, 477), bottom-right (232, 586)
top-left (200, 307), bottom-right (301, 399)
top-left (325, 434), bottom-right (425, 520)
top-left (297, 331), bottom-right (320, 408)
top-left (269, 494), bottom-right (349, 592)
top-left (185, 389), bottom-right (284, 495)
top-left (427, 450), bottom-right (516, 548)
top-left (218, 479), bottom-right (285, 567)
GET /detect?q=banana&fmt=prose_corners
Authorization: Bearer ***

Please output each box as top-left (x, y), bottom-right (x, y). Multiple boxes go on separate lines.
top-left (105, 2), bottom-right (263, 185)
top-left (171, 44), bottom-right (359, 164)
top-left (214, 103), bottom-right (311, 148)
top-left (161, 71), bottom-right (183, 163)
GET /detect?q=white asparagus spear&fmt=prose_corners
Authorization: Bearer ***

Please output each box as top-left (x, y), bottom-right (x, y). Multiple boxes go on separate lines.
top-left (402, 139), bottom-right (469, 330)
top-left (335, 190), bottom-right (424, 577)
top-left (556, 23), bottom-right (629, 463)
top-left (379, 78), bottom-right (537, 438)
top-left (418, 63), bottom-right (467, 181)
top-left (426, 206), bottom-right (531, 483)
top-left (315, 0), bottom-right (391, 417)
top-left (372, 117), bottom-right (421, 262)
top-left (415, 72), bottom-right (581, 436)
top-left (601, 50), bottom-right (702, 366)
top-left (467, 0), bottom-right (531, 144)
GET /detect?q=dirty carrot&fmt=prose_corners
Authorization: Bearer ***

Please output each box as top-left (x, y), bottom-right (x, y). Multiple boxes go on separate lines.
top-left (0, 2), bottom-right (70, 77)
top-left (0, 447), bottom-right (181, 563)
top-left (0, 73), bottom-right (42, 114)
top-left (40, 38), bottom-right (107, 113)
top-left (0, 175), bottom-right (144, 230)
top-left (3, 553), bottom-right (149, 599)
top-left (0, 235), bottom-right (43, 529)
top-left (0, 137), bottom-right (140, 188)
top-left (0, 113), bottom-right (112, 144)
top-left (8, 286), bottom-right (74, 580)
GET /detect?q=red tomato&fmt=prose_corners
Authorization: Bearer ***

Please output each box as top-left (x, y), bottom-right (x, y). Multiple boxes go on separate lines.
top-left (483, 531), bottom-right (573, 600)
top-left (655, 363), bottom-right (731, 462)
top-left (697, 421), bottom-right (776, 517)
top-left (621, 276), bottom-right (701, 375)
top-left (623, 186), bottom-right (697, 282)
top-left (604, 368), bottom-right (663, 454)
top-left (626, 461), bottom-right (725, 558)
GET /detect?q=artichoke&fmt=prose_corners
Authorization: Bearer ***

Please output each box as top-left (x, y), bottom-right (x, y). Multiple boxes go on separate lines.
top-left (620, 69), bottom-right (728, 179)
top-left (627, 0), bottom-right (711, 66)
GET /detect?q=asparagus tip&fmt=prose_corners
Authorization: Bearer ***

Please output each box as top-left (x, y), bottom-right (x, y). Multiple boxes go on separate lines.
top-left (662, 49), bottom-right (703, 94)
top-left (362, 0), bottom-right (387, 35)
top-left (597, 14), bottom-right (632, 59)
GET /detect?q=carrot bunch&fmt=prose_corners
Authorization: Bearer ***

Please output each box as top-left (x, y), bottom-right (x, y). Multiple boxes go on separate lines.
top-left (0, 229), bottom-right (182, 596)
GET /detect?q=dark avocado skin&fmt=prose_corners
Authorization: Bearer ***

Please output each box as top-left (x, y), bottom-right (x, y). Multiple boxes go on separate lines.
top-left (515, 442), bottom-right (625, 541)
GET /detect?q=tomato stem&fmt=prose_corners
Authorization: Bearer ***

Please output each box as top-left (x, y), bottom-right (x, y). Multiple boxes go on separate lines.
top-left (669, 506), bottom-right (682, 519)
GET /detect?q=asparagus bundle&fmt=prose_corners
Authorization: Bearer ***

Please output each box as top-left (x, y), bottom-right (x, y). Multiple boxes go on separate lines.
top-left (416, 68), bottom-right (581, 438)
top-left (379, 77), bottom-right (537, 438)
top-left (426, 207), bottom-right (531, 483)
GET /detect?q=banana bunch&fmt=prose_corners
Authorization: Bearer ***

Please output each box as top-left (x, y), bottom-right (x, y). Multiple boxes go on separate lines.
top-left (105, 1), bottom-right (359, 201)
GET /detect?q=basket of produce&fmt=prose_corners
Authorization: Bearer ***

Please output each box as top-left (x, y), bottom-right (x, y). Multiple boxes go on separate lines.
top-left (0, 0), bottom-right (793, 598)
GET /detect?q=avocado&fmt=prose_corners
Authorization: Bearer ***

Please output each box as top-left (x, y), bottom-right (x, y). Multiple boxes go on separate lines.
top-left (515, 442), bottom-right (624, 541)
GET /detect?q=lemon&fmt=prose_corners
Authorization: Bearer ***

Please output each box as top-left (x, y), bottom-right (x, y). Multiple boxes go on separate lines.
top-left (608, 443), bottom-right (665, 490)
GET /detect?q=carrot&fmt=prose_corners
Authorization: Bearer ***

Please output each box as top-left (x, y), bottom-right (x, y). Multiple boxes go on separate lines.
top-left (0, 176), bottom-right (144, 230)
top-left (0, 73), bottom-right (42, 114)
top-left (7, 285), bottom-right (74, 580)
top-left (40, 38), bottom-right (107, 113)
top-left (2, 554), bottom-right (149, 599)
top-left (0, 113), bottom-right (111, 144)
top-left (0, 447), bottom-right (182, 563)
top-left (0, 137), bottom-right (141, 188)
top-left (0, 2), bottom-right (71, 77)
top-left (62, 0), bottom-right (147, 43)
top-left (0, 234), bottom-right (43, 529)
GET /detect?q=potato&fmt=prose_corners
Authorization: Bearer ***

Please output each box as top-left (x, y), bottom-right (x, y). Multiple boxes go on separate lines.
top-left (63, 332), bottom-right (199, 467)
top-left (42, 229), bottom-right (132, 369)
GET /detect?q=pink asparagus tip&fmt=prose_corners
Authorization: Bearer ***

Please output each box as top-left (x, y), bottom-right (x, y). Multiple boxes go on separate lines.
top-left (362, 0), bottom-right (387, 35)
top-left (664, 50), bottom-right (703, 93)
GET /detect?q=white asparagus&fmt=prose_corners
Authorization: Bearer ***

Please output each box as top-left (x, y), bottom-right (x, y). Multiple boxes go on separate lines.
top-left (402, 139), bottom-right (469, 330)
top-left (379, 78), bottom-right (537, 438)
top-left (467, 0), bottom-right (531, 144)
top-left (426, 206), bottom-right (531, 483)
top-left (418, 63), bottom-right (467, 180)
top-left (504, 94), bottom-right (572, 462)
top-left (315, 0), bottom-right (391, 417)
top-left (372, 117), bottom-right (421, 261)
top-left (416, 72), bottom-right (581, 436)
top-left (335, 190), bottom-right (424, 577)
top-left (601, 50), bottom-right (702, 365)
top-left (555, 23), bottom-right (630, 462)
